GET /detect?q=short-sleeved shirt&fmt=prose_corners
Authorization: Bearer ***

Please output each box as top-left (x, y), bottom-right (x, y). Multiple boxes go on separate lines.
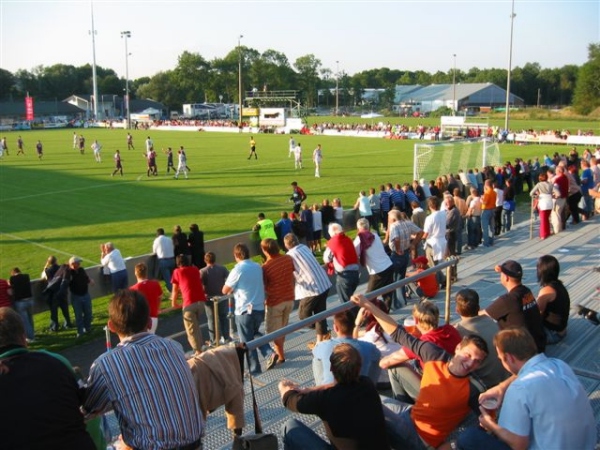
top-left (224, 259), bottom-right (265, 315)
top-left (171, 266), bottom-right (206, 307)
top-left (9, 273), bottom-right (32, 300)
top-left (389, 220), bottom-right (421, 252)
top-left (69, 267), bottom-right (91, 296)
top-left (262, 254), bottom-right (295, 306)
top-left (485, 284), bottom-right (546, 353)
top-left (200, 264), bottom-right (229, 298)
top-left (131, 279), bottom-right (163, 317)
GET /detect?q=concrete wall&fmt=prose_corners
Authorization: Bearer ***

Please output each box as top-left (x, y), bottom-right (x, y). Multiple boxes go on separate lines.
top-left (31, 209), bottom-right (364, 313)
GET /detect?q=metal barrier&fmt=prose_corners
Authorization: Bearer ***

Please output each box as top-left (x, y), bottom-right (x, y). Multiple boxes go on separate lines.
top-left (245, 257), bottom-right (459, 352)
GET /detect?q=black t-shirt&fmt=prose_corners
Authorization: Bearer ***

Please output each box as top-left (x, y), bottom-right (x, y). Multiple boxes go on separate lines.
top-left (320, 205), bottom-right (336, 225)
top-left (544, 280), bottom-right (570, 332)
top-left (9, 273), bottom-right (32, 300)
top-left (486, 284), bottom-right (546, 352)
top-left (0, 349), bottom-right (95, 450)
top-left (69, 267), bottom-right (90, 296)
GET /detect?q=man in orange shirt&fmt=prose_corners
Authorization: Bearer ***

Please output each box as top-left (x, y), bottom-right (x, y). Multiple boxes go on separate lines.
top-left (261, 238), bottom-right (296, 368)
top-left (480, 179), bottom-right (497, 247)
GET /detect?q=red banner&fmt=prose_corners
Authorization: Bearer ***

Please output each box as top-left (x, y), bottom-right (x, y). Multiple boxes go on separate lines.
top-left (25, 96), bottom-right (34, 121)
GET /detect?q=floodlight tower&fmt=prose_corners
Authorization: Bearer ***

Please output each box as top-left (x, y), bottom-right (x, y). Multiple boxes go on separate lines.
top-left (335, 60), bottom-right (340, 116)
top-left (121, 31), bottom-right (131, 129)
top-left (504, 0), bottom-right (516, 132)
top-left (238, 34), bottom-right (244, 128)
top-left (90, 1), bottom-right (99, 120)
top-left (452, 54), bottom-right (457, 116)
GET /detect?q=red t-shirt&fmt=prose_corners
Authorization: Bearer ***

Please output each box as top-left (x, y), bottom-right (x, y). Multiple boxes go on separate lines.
top-left (403, 324), bottom-right (462, 362)
top-left (414, 269), bottom-right (439, 298)
top-left (131, 279), bottom-right (163, 318)
top-left (171, 266), bottom-right (206, 307)
top-left (262, 254), bottom-right (296, 306)
top-left (0, 279), bottom-right (11, 308)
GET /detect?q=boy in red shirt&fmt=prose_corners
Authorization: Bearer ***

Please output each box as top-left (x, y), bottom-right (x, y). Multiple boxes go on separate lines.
top-left (130, 262), bottom-right (163, 333)
top-left (406, 256), bottom-right (439, 300)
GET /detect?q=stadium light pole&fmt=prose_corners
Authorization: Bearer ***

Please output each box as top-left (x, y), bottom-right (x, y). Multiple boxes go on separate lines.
top-left (90, 1), bottom-right (99, 121)
top-left (335, 60), bottom-right (340, 116)
top-left (452, 54), bottom-right (457, 116)
top-left (504, 0), bottom-right (516, 132)
top-left (121, 31), bottom-right (131, 129)
top-left (238, 34), bottom-right (244, 129)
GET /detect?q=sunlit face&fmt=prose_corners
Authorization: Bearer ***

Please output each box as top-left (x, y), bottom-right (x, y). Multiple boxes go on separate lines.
top-left (450, 343), bottom-right (486, 377)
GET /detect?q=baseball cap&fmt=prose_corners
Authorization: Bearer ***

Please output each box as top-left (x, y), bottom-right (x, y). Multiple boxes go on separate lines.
top-left (69, 256), bottom-right (82, 265)
top-left (495, 260), bottom-right (522, 279)
top-left (412, 256), bottom-right (429, 266)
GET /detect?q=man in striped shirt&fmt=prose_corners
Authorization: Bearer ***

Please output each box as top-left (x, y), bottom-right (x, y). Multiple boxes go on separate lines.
top-left (84, 290), bottom-right (204, 450)
top-left (284, 233), bottom-right (332, 348)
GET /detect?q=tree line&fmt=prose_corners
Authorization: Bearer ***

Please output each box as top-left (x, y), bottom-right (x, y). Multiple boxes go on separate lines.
top-left (1, 43), bottom-right (598, 115)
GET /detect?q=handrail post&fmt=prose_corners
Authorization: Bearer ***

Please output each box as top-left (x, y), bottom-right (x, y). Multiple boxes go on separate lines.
top-left (444, 264), bottom-right (452, 324)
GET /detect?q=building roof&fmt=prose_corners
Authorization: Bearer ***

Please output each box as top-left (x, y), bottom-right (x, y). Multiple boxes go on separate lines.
top-left (395, 83), bottom-right (523, 105)
top-left (0, 100), bottom-right (85, 117)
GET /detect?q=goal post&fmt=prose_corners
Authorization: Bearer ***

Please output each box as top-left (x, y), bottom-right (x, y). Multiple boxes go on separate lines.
top-left (413, 138), bottom-right (501, 181)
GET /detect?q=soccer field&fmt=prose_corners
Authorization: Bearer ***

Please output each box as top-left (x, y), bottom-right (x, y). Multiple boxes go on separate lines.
top-left (0, 125), bottom-right (576, 276)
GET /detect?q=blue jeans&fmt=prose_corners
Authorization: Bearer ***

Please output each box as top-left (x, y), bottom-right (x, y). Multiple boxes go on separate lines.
top-left (390, 252), bottom-right (410, 308)
top-left (71, 292), bottom-right (92, 335)
top-left (457, 426), bottom-right (510, 450)
top-left (502, 209), bottom-right (513, 232)
top-left (481, 209), bottom-right (494, 246)
top-left (335, 270), bottom-right (359, 304)
top-left (14, 298), bottom-right (35, 340)
top-left (158, 257), bottom-right (175, 292)
top-left (381, 397), bottom-right (427, 450)
top-left (110, 269), bottom-right (129, 292)
top-left (544, 326), bottom-right (566, 345)
top-left (282, 418), bottom-right (333, 450)
top-left (204, 299), bottom-right (230, 343)
top-left (467, 216), bottom-right (481, 247)
top-left (235, 310), bottom-right (273, 375)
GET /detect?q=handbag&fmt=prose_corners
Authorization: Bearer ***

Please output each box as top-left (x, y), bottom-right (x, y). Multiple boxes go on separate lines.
top-left (232, 348), bottom-right (278, 450)
top-left (502, 199), bottom-right (515, 212)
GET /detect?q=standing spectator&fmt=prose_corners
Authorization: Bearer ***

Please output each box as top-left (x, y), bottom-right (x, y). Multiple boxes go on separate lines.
top-left (456, 328), bottom-right (595, 450)
top-left (41, 256), bottom-right (73, 331)
top-left (386, 210), bottom-right (423, 308)
top-left (275, 211), bottom-right (293, 250)
top-left (368, 187), bottom-right (381, 232)
top-left (352, 191), bottom-right (373, 225)
top-left (290, 181), bottom-right (307, 214)
top-left (68, 256), bottom-right (94, 338)
top-left (412, 179), bottom-right (427, 210)
top-left (535, 255), bottom-right (570, 344)
top-left (171, 254), bottom-right (207, 355)
top-left (200, 252), bottom-right (231, 345)
top-left (493, 180), bottom-right (504, 236)
top-left (379, 184), bottom-right (391, 230)
top-left (320, 199), bottom-right (335, 239)
top-left (566, 164), bottom-right (583, 225)
top-left (502, 178), bottom-right (516, 233)
top-left (312, 144), bottom-right (322, 177)
top-left (453, 188), bottom-right (468, 254)
top-left (482, 260), bottom-right (546, 353)
top-left (480, 179), bottom-right (496, 247)
top-left (172, 225), bottom-right (189, 257)
top-left (284, 233), bottom-right (332, 348)
top-left (580, 159), bottom-right (594, 219)
top-left (188, 223), bottom-right (206, 269)
top-left (261, 238), bottom-right (295, 367)
top-left (465, 187), bottom-right (482, 250)
top-left (354, 218), bottom-right (394, 309)
top-left (444, 194), bottom-right (460, 282)
top-left (551, 165), bottom-right (569, 234)
top-left (222, 243), bottom-right (274, 375)
top-left (152, 228), bottom-right (175, 292)
top-left (332, 197), bottom-right (344, 225)
top-left (0, 277), bottom-right (11, 308)
top-left (101, 242), bottom-right (128, 291)
top-left (9, 268), bottom-right (34, 342)
top-left (530, 172), bottom-right (557, 240)
top-left (111, 149), bottom-right (123, 176)
top-left (0, 307), bottom-right (96, 450)
top-left (130, 262), bottom-right (163, 334)
top-left (84, 290), bottom-right (204, 450)
top-left (423, 196), bottom-right (447, 286)
top-left (324, 223), bottom-right (360, 305)
top-left (300, 204), bottom-right (314, 250)
top-left (253, 212), bottom-right (277, 241)
top-left (311, 204), bottom-right (323, 253)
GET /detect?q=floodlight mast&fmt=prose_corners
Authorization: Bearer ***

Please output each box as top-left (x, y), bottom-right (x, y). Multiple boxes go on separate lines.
top-left (452, 54), bottom-right (457, 116)
top-left (121, 31), bottom-right (131, 129)
top-left (504, 0), bottom-right (516, 132)
top-left (335, 60), bottom-right (340, 116)
top-left (90, 1), bottom-right (99, 121)
top-left (238, 35), bottom-right (244, 130)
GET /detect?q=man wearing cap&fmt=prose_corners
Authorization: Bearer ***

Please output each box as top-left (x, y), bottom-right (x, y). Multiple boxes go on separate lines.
top-left (68, 256), bottom-right (94, 338)
top-left (481, 260), bottom-right (546, 353)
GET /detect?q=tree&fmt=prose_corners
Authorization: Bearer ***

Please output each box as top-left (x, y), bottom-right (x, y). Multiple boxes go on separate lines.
top-left (0, 68), bottom-right (16, 100)
top-left (573, 43), bottom-right (600, 114)
top-left (294, 54), bottom-right (321, 107)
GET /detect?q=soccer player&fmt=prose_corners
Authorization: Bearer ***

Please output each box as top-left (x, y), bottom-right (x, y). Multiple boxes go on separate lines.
top-left (111, 150), bottom-right (123, 176)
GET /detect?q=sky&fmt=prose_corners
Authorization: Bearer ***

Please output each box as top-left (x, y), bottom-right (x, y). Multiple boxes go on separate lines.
top-left (1, 0), bottom-right (599, 81)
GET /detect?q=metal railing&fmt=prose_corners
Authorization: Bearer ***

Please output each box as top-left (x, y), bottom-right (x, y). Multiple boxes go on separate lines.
top-left (245, 257), bottom-right (459, 352)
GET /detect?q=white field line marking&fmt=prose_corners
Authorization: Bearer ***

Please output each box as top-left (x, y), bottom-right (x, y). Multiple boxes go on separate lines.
top-left (0, 231), bottom-right (97, 264)
top-left (0, 180), bottom-right (134, 203)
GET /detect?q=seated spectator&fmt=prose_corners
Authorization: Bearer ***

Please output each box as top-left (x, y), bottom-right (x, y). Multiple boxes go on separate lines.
top-left (535, 255), bottom-right (570, 344)
top-left (280, 343), bottom-right (389, 450)
top-left (380, 299), bottom-right (462, 402)
top-left (454, 288), bottom-right (509, 388)
top-left (353, 299), bottom-right (402, 389)
top-left (455, 328), bottom-right (596, 450)
top-left (406, 256), bottom-right (439, 301)
top-left (351, 294), bottom-right (488, 450)
top-left (0, 307), bottom-right (96, 449)
top-left (312, 310), bottom-right (381, 386)
top-left (83, 290), bottom-right (204, 450)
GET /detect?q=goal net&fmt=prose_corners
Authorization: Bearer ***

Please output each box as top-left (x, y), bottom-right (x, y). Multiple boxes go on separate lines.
top-left (413, 138), bottom-right (501, 181)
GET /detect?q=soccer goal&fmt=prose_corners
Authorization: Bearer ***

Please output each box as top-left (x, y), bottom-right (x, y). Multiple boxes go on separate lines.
top-left (413, 138), bottom-right (501, 181)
